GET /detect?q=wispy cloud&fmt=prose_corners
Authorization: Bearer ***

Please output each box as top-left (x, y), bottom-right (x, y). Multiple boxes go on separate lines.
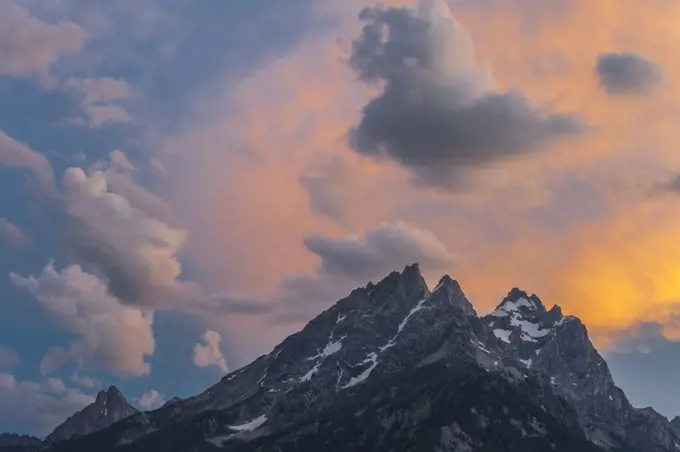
top-left (0, 218), bottom-right (28, 249)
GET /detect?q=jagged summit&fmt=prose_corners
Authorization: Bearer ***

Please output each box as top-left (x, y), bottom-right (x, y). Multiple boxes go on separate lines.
top-left (95, 386), bottom-right (124, 404)
top-left (45, 385), bottom-right (138, 444)
top-left (492, 287), bottom-right (546, 313)
top-left (431, 274), bottom-right (477, 317)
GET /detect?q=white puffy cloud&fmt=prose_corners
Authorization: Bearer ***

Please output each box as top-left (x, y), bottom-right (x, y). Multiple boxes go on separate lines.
top-left (137, 389), bottom-right (167, 410)
top-left (0, 373), bottom-right (93, 436)
top-left (0, 218), bottom-right (28, 249)
top-left (10, 264), bottom-right (155, 376)
top-left (0, 2), bottom-right (87, 77)
top-left (59, 160), bottom-right (199, 308)
top-left (193, 330), bottom-right (228, 373)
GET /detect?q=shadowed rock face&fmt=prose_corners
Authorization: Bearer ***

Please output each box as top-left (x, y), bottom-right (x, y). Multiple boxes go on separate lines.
top-left (45, 386), bottom-right (138, 444)
top-left (3, 264), bottom-right (680, 452)
top-left (0, 434), bottom-right (41, 450)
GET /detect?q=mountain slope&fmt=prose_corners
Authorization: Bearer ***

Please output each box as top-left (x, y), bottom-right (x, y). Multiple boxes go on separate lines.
top-left (0, 434), bottom-right (41, 452)
top-left (3, 264), bottom-right (679, 452)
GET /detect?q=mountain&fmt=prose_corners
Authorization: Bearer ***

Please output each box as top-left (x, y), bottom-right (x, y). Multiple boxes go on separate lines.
top-left (3, 264), bottom-right (680, 451)
top-left (45, 386), bottom-right (138, 444)
top-left (0, 434), bottom-right (41, 452)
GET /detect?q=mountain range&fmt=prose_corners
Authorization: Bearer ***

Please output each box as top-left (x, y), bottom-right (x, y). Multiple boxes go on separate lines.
top-left (2, 264), bottom-right (680, 451)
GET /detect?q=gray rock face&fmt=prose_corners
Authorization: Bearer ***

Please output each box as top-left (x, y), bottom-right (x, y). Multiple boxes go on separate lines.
top-left (5, 264), bottom-right (680, 452)
top-left (483, 288), bottom-right (680, 452)
top-left (45, 386), bottom-right (138, 444)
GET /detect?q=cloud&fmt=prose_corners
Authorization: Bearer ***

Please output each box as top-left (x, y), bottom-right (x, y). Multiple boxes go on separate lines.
top-left (0, 373), bottom-right (93, 436)
top-left (658, 174), bottom-right (680, 194)
top-left (0, 2), bottom-right (87, 77)
top-left (0, 218), bottom-right (28, 249)
top-left (137, 389), bottom-right (166, 410)
top-left (0, 129), bottom-right (55, 189)
top-left (0, 347), bottom-right (21, 370)
top-left (205, 294), bottom-right (275, 315)
top-left (193, 330), bottom-right (228, 373)
top-left (99, 157), bottom-right (177, 225)
top-left (596, 52), bottom-right (663, 95)
top-left (70, 372), bottom-right (100, 389)
top-left (347, 1), bottom-right (586, 188)
top-left (606, 322), bottom-right (670, 354)
top-left (59, 160), bottom-right (199, 308)
top-left (10, 264), bottom-right (155, 376)
top-left (61, 77), bottom-right (133, 127)
top-left (304, 221), bottom-right (455, 281)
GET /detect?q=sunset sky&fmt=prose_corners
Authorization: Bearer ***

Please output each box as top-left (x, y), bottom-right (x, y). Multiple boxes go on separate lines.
top-left (2, 0), bottom-right (680, 436)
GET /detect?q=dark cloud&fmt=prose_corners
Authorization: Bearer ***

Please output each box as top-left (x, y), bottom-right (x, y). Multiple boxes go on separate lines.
top-left (347, 2), bottom-right (586, 188)
top-left (303, 222), bottom-right (455, 282)
top-left (595, 52), bottom-right (663, 95)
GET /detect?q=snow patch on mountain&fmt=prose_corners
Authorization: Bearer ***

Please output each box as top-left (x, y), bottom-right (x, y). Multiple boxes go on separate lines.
top-left (493, 329), bottom-right (512, 343)
top-left (380, 297), bottom-right (429, 352)
top-left (510, 318), bottom-right (550, 341)
top-left (307, 336), bottom-right (345, 361)
top-left (343, 353), bottom-right (379, 389)
top-left (300, 335), bottom-right (346, 383)
top-left (229, 415), bottom-right (268, 432)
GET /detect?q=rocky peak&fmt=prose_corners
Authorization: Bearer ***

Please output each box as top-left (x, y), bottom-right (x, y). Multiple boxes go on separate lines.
top-left (95, 386), bottom-right (125, 405)
top-left (46, 385), bottom-right (138, 444)
top-left (162, 397), bottom-right (182, 408)
top-left (494, 288), bottom-right (546, 314)
top-left (368, 263), bottom-right (428, 302)
top-left (431, 275), bottom-right (476, 317)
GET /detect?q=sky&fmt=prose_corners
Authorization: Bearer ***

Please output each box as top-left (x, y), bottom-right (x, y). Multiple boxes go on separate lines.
top-left (1, 0), bottom-right (680, 437)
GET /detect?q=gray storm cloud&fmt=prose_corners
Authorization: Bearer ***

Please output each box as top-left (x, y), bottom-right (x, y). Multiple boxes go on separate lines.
top-left (348, 0), bottom-right (586, 188)
top-left (596, 52), bottom-right (663, 96)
